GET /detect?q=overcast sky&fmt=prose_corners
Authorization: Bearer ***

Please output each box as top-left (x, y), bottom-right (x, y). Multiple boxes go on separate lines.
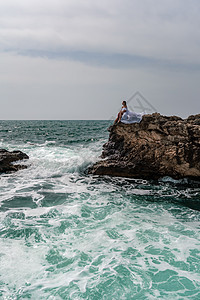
top-left (0, 0), bottom-right (200, 119)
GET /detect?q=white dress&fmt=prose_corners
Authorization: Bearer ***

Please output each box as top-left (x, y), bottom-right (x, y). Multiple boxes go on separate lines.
top-left (121, 107), bottom-right (143, 124)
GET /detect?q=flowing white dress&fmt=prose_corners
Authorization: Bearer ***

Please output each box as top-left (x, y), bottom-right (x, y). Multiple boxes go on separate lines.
top-left (121, 107), bottom-right (144, 124)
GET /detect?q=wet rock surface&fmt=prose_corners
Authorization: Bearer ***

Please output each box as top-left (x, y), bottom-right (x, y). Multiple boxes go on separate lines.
top-left (88, 113), bottom-right (200, 181)
top-left (0, 149), bottom-right (29, 173)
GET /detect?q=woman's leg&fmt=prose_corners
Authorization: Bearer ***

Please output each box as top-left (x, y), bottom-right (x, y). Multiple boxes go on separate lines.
top-left (118, 111), bottom-right (123, 122)
top-left (114, 111), bottom-right (124, 124)
top-left (114, 112), bottom-right (120, 124)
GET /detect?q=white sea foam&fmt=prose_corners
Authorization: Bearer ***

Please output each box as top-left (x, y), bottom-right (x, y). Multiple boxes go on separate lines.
top-left (0, 121), bottom-right (200, 299)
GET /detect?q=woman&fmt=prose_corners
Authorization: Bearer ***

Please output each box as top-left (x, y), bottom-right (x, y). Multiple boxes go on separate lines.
top-left (114, 100), bottom-right (144, 125)
top-left (114, 101), bottom-right (127, 125)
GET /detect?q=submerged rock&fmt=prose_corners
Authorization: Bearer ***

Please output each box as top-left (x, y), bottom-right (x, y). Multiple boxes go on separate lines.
top-left (0, 149), bottom-right (29, 173)
top-left (88, 113), bottom-right (200, 181)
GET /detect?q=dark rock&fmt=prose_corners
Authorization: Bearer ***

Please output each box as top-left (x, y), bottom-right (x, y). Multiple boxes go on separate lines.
top-left (88, 113), bottom-right (200, 181)
top-left (0, 149), bottom-right (29, 174)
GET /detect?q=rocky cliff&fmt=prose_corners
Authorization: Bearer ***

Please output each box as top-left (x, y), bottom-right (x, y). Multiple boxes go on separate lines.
top-left (88, 113), bottom-right (200, 181)
top-left (0, 149), bottom-right (29, 173)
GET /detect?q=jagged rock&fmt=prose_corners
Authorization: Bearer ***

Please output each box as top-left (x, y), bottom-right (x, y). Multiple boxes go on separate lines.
top-left (88, 113), bottom-right (200, 181)
top-left (0, 149), bottom-right (29, 173)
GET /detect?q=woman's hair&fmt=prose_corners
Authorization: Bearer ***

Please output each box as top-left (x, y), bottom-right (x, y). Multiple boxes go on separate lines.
top-left (122, 100), bottom-right (127, 105)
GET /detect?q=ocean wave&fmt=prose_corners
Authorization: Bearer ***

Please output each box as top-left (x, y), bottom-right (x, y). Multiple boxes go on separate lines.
top-left (0, 120), bottom-right (200, 299)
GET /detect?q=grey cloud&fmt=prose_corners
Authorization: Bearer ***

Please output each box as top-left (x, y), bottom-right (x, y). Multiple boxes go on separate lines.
top-left (0, 0), bottom-right (200, 67)
top-left (14, 49), bottom-right (200, 72)
top-left (0, 0), bottom-right (199, 120)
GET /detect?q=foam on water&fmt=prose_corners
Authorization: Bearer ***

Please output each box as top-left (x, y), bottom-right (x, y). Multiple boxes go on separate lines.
top-left (0, 121), bottom-right (200, 299)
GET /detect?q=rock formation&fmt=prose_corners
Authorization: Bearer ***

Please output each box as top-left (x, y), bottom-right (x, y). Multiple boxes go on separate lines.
top-left (88, 113), bottom-right (200, 181)
top-left (0, 149), bottom-right (29, 173)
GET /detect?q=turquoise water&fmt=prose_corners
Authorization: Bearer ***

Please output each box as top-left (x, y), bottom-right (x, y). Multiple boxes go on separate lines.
top-left (0, 120), bottom-right (200, 299)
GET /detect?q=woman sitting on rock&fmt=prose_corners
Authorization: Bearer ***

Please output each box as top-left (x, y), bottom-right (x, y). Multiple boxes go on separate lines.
top-left (114, 101), bottom-right (127, 124)
top-left (114, 100), bottom-right (144, 125)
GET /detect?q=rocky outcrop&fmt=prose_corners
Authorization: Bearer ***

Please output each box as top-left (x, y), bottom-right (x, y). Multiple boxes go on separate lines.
top-left (0, 149), bottom-right (29, 173)
top-left (88, 113), bottom-right (200, 181)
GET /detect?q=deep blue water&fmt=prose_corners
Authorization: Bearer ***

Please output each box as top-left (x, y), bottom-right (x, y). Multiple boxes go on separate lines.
top-left (0, 120), bottom-right (200, 299)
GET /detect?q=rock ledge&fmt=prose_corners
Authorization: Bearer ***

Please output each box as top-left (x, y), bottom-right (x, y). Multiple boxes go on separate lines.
top-left (88, 113), bottom-right (200, 181)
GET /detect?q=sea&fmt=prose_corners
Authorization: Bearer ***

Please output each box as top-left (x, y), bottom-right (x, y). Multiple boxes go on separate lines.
top-left (0, 120), bottom-right (200, 300)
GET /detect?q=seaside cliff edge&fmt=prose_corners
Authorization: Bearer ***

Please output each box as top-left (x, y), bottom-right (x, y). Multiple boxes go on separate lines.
top-left (88, 113), bottom-right (200, 181)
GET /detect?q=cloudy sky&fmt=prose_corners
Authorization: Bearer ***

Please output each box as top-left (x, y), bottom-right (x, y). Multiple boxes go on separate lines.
top-left (0, 0), bottom-right (200, 119)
